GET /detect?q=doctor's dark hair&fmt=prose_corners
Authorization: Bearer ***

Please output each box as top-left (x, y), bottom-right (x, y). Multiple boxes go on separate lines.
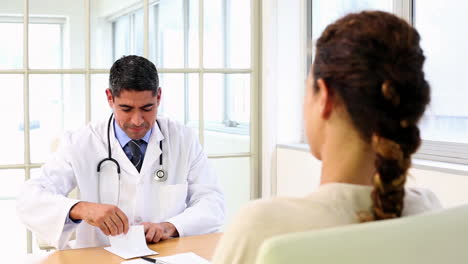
top-left (109, 55), bottom-right (159, 97)
top-left (312, 11), bottom-right (430, 221)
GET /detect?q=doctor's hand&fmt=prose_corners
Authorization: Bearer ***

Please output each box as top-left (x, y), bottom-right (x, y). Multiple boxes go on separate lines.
top-left (69, 201), bottom-right (129, 236)
top-left (142, 222), bottom-right (179, 243)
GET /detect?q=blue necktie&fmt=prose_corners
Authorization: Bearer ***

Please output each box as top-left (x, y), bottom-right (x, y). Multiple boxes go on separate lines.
top-left (127, 140), bottom-right (144, 172)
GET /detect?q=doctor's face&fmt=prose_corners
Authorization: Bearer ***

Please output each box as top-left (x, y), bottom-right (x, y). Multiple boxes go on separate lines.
top-left (106, 88), bottom-right (161, 140)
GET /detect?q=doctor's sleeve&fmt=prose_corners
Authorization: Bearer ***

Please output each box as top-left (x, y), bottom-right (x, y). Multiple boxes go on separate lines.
top-left (166, 133), bottom-right (226, 237)
top-left (16, 132), bottom-right (81, 249)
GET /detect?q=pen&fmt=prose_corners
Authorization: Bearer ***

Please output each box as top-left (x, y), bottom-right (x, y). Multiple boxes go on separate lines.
top-left (141, 256), bottom-right (170, 264)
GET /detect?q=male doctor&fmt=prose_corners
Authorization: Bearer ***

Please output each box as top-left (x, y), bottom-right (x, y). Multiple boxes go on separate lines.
top-left (17, 55), bottom-right (225, 249)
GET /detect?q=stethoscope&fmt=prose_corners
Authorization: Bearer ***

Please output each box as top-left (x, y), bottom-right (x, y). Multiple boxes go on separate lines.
top-left (96, 113), bottom-right (168, 203)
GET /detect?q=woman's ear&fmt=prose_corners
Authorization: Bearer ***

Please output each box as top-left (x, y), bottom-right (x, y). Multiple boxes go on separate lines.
top-left (316, 78), bottom-right (334, 119)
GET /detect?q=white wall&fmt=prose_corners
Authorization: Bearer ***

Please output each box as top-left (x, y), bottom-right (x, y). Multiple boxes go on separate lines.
top-left (277, 146), bottom-right (468, 209)
top-left (406, 168), bottom-right (468, 208)
top-left (276, 146), bottom-right (321, 196)
top-left (261, 0), bottom-right (307, 198)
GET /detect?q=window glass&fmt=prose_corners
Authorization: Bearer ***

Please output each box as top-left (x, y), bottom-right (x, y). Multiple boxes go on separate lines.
top-left (29, 0), bottom-right (86, 68)
top-left (149, 0), bottom-right (199, 68)
top-left (0, 75), bottom-right (24, 165)
top-left (204, 74), bottom-right (250, 154)
top-left (159, 73), bottom-right (199, 129)
top-left (0, 23), bottom-right (23, 69)
top-left (113, 15), bottom-right (131, 60)
top-left (91, 0), bottom-right (141, 68)
top-left (30, 75), bottom-right (85, 163)
top-left (415, 1), bottom-right (468, 143)
top-left (204, 0), bottom-right (251, 68)
top-left (29, 23), bottom-right (62, 69)
top-left (311, 0), bottom-right (392, 40)
top-left (91, 74), bottom-right (111, 122)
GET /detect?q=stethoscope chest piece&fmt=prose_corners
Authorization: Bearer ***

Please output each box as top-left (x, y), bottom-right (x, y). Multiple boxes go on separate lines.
top-left (154, 169), bottom-right (168, 182)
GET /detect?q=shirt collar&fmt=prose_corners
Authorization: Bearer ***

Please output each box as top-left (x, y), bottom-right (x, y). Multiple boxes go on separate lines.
top-left (114, 120), bottom-right (153, 148)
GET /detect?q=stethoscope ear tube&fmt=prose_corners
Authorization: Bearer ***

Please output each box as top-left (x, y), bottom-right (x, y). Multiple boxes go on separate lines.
top-left (96, 113), bottom-right (121, 173)
top-left (97, 158), bottom-right (121, 174)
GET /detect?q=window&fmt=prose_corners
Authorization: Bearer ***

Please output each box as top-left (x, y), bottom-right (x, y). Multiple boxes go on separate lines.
top-left (0, 0), bottom-right (258, 257)
top-left (111, 0), bottom-right (250, 135)
top-left (307, 0), bottom-right (393, 73)
top-left (112, 9), bottom-right (144, 60)
top-left (306, 0), bottom-right (468, 166)
top-left (413, 0), bottom-right (468, 165)
top-left (0, 15), bottom-right (74, 259)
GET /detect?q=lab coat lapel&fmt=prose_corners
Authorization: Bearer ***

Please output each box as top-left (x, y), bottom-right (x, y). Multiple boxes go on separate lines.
top-left (140, 120), bottom-right (164, 176)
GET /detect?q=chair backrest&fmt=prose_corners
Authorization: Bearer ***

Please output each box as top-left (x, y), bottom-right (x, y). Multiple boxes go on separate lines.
top-left (256, 205), bottom-right (468, 264)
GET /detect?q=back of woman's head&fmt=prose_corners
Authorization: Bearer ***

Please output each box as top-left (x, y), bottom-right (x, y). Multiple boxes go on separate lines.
top-left (313, 11), bottom-right (430, 220)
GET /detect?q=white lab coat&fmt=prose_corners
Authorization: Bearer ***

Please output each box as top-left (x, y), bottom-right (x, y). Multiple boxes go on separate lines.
top-left (16, 117), bottom-right (225, 249)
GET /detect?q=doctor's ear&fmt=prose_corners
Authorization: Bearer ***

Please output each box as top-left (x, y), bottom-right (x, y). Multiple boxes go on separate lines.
top-left (105, 89), bottom-right (115, 106)
top-left (157, 87), bottom-right (162, 102)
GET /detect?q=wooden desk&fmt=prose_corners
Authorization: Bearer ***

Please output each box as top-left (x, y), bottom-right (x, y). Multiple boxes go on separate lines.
top-left (39, 233), bottom-right (222, 264)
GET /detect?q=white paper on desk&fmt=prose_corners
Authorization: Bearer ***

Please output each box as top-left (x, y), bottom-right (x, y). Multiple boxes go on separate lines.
top-left (120, 252), bottom-right (211, 264)
top-left (104, 225), bottom-right (159, 259)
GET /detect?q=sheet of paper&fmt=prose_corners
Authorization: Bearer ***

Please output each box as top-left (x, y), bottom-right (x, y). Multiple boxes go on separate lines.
top-left (104, 225), bottom-right (159, 259)
top-left (120, 252), bottom-right (211, 264)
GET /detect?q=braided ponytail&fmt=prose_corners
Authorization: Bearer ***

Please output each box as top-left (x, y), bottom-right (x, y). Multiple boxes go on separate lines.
top-left (313, 11), bottom-right (430, 221)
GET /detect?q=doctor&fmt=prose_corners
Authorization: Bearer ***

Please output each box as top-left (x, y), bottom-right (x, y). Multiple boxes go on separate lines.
top-left (17, 55), bottom-right (225, 249)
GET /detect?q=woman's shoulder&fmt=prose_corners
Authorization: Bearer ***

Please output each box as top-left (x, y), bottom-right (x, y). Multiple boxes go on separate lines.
top-left (212, 196), bottom-right (335, 264)
top-left (403, 187), bottom-right (443, 215)
top-left (230, 194), bottom-right (343, 233)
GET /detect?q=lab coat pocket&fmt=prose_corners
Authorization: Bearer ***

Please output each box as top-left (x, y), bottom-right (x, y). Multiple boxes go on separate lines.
top-left (158, 183), bottom-right (188, 220)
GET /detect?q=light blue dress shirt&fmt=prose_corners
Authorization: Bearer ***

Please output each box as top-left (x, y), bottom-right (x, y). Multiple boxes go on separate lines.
top-left (113, 120), bottom-right (153, 161)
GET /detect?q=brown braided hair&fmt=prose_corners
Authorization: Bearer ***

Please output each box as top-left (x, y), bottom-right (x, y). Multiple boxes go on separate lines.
top-left (312, 11), bottom-right (430, 220)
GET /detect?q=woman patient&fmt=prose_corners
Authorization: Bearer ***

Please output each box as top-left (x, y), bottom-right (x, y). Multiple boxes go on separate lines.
top-left (212, 10), bottom-right (442, 264)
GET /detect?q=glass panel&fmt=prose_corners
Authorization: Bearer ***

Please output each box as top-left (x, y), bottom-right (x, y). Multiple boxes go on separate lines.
top-left (204, 74), bottom-right (250, 154)
top-left (0, 2), bottom-right (23, 69)
top-left (134, 9), bottom-right (144, 56)
top-left (209, 157), bottom-right (250, 227)
top-left (29, 0), bottom-right (85, 68)
top-left (91, 0), bottom-right (141, 69)
top-left (415, 1), bottom-right (468, 143)
top-left (311, 0), bottom-right (393, 42)
top-left (91, 74), bottom-right (112, 122)
top-left (0, 23), bottom-right (23, 69)
top-left (149, 0), bottom-right (199, 68)
top-left (159, 73), bottom-right (199, 128)
top-left (204, 0), bottom-right (251, 68)
top-left (203, 0), bottom-right (223, 68)
top-left (0, 75), bottom-right (23, 164)
top-left (0, 169), bottom-right (25, 198)
top-left (30, 75), bottom-right (85, 163)
top-left (29, 23), bottom-right (62, 69)
top-left (112, 14), bottom-right (131, 61)
top-left (0, 200), bottom-right (27, 258)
